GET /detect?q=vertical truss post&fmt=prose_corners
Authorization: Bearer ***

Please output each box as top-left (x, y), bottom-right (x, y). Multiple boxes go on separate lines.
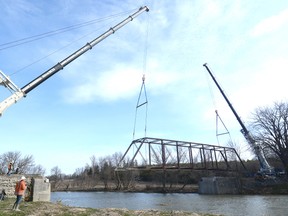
top-left (210, 149), bottom-right (214, 169)
top-left (199, 147), bottom-right (204, 168)
top-left (148, 142), bottom-right (152, 166)
top-left (161, 139), bottom-right (166, 169)
top-left (176, 141), bottom-right (180, 169)
top-left (189, 144), bottom-right (194, 168)
top-left (213, 147), bottom-right (219, 169)
top-left (201, 145), bottom-right (207, 169)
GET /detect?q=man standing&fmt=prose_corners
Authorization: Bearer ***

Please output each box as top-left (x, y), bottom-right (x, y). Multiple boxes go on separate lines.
top-left (12, 176), bottom-right (27, 211)
top-left (7, 162), bottom-right (13, 175)
top-left (0, 189), bottom-right (6, 201)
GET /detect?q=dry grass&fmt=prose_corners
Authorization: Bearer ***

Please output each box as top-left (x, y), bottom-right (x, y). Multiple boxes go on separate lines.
top-left (0, 199), bottom-right (219, 216)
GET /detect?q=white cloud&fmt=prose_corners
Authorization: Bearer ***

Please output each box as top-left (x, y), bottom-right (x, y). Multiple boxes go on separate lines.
top-left (62, 65), bottom-right (142, 103)
top-left (62, 60), bottom-right (184, 104)
top-left (226, 57), bottom-right (288, 121)
top-left (250, 8), bottom-right (288, 37)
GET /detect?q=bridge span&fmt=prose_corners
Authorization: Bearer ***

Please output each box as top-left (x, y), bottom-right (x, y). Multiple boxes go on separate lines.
top-left (116, 137), bottom-right (246, 172)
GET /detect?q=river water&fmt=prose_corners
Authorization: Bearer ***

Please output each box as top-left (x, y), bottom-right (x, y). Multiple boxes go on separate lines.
top-left (51, 192), bottom-right (288, 216)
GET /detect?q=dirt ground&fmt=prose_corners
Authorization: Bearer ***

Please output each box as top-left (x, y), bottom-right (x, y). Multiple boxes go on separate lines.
top-left (0, 199), bottom-right (218, 216)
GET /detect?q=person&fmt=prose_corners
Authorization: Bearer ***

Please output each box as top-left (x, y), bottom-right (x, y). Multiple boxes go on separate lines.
top-left (0, 189), bottom-right (6, 201)
top-left (7, 162), bottom-right (13, 175)
top-left (12, 176), bottom-right (27, 211)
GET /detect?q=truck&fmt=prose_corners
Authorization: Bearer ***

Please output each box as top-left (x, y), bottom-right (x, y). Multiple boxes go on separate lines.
top-left (203, 63), bottom-right (274, 175)
top-left (0, 6), bottom-right (149, 116)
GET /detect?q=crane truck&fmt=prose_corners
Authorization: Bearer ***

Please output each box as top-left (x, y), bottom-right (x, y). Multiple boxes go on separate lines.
top-left (203, 63), bottom-right (274, 175)
top-left (0, 6), bottom-right (149, 116)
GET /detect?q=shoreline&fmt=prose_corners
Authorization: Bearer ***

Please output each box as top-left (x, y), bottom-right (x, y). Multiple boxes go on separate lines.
top-left (0, 198), bottom-right (218, 216)
top-left (51, 179), bottom-right (288, 195)
top-left (51, 182), bottom-right (199, 193)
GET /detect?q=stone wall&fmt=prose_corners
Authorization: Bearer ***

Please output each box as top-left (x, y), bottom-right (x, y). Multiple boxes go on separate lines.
top-left (0, 174), bottom-right (20, 198)
top-left (0, 174), bottom-right (50, 201)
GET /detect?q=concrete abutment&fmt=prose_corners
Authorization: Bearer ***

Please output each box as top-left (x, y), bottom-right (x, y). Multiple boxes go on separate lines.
top-left (0, 174), bottom-right (50, 201)
top-left (198, 177), bottom-right (241, 194)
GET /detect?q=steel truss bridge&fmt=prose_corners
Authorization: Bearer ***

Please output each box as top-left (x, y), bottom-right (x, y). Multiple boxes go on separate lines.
top-left (116, 137), bottom-right (246, 172)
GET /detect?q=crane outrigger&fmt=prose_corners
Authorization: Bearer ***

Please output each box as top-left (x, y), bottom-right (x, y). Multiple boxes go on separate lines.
top-left (0, 6), bottom-right (149, 116)
top-left (203, 63), bottom-right (274, 175)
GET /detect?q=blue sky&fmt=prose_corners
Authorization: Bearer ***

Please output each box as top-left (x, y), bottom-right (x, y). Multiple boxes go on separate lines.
top-left (1, 0), bottom-right (288, 175)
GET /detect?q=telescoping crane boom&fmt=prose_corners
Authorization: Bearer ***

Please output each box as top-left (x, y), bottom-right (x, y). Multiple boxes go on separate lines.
top-left (203, 63), bottom-right (273, 174)
top-left (0, 6), bottom-right (149, 116)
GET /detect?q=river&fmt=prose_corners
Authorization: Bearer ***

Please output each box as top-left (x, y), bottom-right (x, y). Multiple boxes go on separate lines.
top-left (51, 191), bottom-right (288, 216)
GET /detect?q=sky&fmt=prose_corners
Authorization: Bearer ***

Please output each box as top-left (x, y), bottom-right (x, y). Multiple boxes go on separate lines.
top-left (1, 0), bottom-right (288, 175)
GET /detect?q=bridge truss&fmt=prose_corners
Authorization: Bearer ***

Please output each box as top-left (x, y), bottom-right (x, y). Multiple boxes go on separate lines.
top-left (116, 137), bottom-right (246, 172)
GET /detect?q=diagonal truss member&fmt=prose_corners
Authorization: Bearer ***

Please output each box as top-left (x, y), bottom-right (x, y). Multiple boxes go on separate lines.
top-left (116, 137), bottom-right (246, 172)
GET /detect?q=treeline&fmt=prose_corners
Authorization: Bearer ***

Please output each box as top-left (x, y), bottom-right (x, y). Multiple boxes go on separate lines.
top-left (46, 151), bottom-right (248, 192)
top-left (2, 150), bottom-right (285, 192)
top-left (48, 152), bottom-right (137, 191)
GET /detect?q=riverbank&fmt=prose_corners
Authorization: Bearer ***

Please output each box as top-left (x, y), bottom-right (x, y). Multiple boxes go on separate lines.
top-left (53, 181), bottom-right (199, 193)
top-left (0, 199), bottom-right (218, 216)
top-left (52, 178), bottom-right (288, 195)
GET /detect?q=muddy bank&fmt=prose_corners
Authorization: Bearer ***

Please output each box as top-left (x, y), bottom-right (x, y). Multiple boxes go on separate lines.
top-left (51, 180), bottom-right (199, 193)
top-left (54, 184), bottom-right (199, 193)
top-left (51, 178), bottom-right (288, 195)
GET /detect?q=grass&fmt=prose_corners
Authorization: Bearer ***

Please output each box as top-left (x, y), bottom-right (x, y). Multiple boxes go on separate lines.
top-left (0, 198), bottom-right (218, 216)
top-left (0, 198), bottom-right (102, 216)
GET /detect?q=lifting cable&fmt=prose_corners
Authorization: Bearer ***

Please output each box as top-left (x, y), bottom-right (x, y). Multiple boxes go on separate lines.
top-left (132, 75), bottom-right (148, 140)
top-left (215, 110), bottom-right (232, 145)
top-left (9, 23), bottom-right (112, 77)
top-left (2, 8), bottom-right (139, 77)
top-left (132, 12), bottom-right (150, 141)
top-left (205, 70), bottom-right (232, 145)
top-left (0, 8), bottom-right (138, 51)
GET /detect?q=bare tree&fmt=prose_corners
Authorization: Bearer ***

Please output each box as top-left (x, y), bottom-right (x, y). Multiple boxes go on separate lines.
top-left (50, 166), bottom-right (62, 180)
top-left (111, 152), bottom-right (123, 167)
top-left (250, 101), bottom-right (288, 174)
top-left (98, 156), bottom-right (114, 189)
top-left (50, 166), bottom-right (63, 190)
top-left (151, 145), bottom-right (173, 165)
top-left (112, 152), bottom-right (140, 190)
top-left (0, 151), bottom-right (35, 174)
top-left (73, 167), bottom-right (85, 178)
top-left (0, 151), bottom-right (21, 173)
top-left (89, 155), bottom-right (101, 179)
top-left (29, 165), bottom-right (46, 176)
top-left (17, 155), bottom-right (35, 173)
top-left (226, 140), bottom-right (242, 160)
top-left (90, 155), bottom-right (97, 178)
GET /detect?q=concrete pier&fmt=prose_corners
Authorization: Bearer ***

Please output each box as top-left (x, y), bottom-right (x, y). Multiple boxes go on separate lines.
top-left (0, 174), bottom-right (50, 201)
top-left (31, 177), bottom-right (51, 201)
top-left (198, 177), bottom-right (241, 194)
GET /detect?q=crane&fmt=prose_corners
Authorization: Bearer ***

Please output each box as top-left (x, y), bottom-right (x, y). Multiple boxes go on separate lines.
top-left (0, 6), bottom-right (149, 116)
top-left (203, 63), bottom-right (274, 175)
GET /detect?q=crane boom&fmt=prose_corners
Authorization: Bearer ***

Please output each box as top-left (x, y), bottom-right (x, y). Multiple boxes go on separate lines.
top-left (203, 63), bottom-right (273, 174)
top-left (0, 6), bottom-right (149, 116)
